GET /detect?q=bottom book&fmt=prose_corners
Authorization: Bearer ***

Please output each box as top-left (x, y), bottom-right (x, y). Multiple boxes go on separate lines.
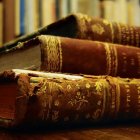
top-left (0, 69), bottom-right (140, 128)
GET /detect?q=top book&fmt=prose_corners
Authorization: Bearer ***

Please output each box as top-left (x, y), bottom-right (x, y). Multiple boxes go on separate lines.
top-left (1, 13), bottom-right (140, 53)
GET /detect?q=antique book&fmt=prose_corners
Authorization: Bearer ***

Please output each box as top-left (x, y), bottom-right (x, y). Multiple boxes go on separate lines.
top-left (0, 69), bottom-right (140, 128)
top-left (13, 35), bottom-right (140, 78)
top-left (1, 13), bottom-right (140, 52)
top-left (3, 0), bottom-right (15, 43)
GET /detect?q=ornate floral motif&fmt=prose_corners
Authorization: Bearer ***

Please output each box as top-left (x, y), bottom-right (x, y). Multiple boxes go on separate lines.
top-left (76, 13), bottom-right (92, 38)
top-left (103, 19), bottom-right (110, 25)
top-left (91, 24), bottom-right (105, 35)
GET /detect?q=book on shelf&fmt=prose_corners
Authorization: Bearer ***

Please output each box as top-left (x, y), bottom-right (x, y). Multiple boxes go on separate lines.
top-left (15, 0), bottom-right (20, 37)
top-left (20, 0), bottom-right (25, 36)
top-left (0, 69), bottom-right (140, 128)
top-left (39, 0), bottom-right (56, 27)
top-left (24, 0), bottom-right (40, 34)
top-left (3, 0), bottom-right (15, 43)
top-left (127, 0), bottom-right (140, 26)
top-left (0, 0), bottom-right (3, 46)
top-left (12, 35), bottom-right (140, 78)
top-left (1, 13), bottom-right (140, 51)
top-left (100, 0), bottom-right (115, 21)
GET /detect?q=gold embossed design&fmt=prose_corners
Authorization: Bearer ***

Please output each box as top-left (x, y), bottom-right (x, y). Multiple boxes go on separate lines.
top-left (112, 44), bottom-right (118, 76)
top-left (135, 29), bottom-right (140, 47)
top-left (103, 19), bottom-right (110, 25)
top-left (39, 35), bottom-right (62, 72)
top-left (35, 76), bottom-right (108, 123)
top-left (104, 43), bottom-right (118, 76)
top-left (75, 13), bottom-right (92, 38)
top-left (94, 79), bottom-right (106, 119)
top-left (109, 22), bottom-right (114, 42)
top-left (91, 24), bottom-right (105, 35)
top-left (102, 19), bottom-right (114, 42)
top-left (104, 43), bottom-right (112, 75)
top-left (115, 79), bottom-right (121, 116)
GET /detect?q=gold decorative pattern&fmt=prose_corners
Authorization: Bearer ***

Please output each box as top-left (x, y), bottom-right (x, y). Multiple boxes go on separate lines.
top-left (91, 24), bottom-right (105, 35)
top-left (103, 19), bottom-right (110, 25)
top-left (112, 44), bottom-right (118, 76)
top-left (115, 79), bottom-right (120, 116)
top-left (109, 22), bottom-right (114, 42)
top-left (95, 79), bottom-right (106, 119)
top-left (104, 43), bottom-right (112, 75)
top-left (104, 43), bottom-right (118, 76)
top-left (135, 29), bottom-right (140, 47)
top-left (76, 13), bottom-right (92, 38)
top-left (39, 35), bottom-right (62, 72)
top-left (2, 70), bottom-right (140, 127)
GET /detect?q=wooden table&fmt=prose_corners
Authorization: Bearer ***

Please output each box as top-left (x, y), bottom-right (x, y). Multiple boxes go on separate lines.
top-left (0, 122), bottom-right (139, 140)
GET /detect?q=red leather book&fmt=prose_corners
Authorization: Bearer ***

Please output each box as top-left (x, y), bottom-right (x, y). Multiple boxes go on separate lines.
top-left (19, 35), bottom-right (140, 78)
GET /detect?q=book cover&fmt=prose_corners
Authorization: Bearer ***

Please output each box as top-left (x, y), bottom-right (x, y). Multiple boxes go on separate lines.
top-left (36, 35), bottom-right (140, 78)
top-left (9, 35), bottom-right (140, 78)
top-left (0, 69), bottom-right (140, 128)
top-left (1, 13), bottom-right (140, 50)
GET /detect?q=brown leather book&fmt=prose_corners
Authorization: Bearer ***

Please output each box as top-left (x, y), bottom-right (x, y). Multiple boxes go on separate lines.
top-left (0, 69), bottom-right (140, 128)
top-left (15, 35), bottom-right (140, 78)
top-left (1, 13), bottom-right (140, 52)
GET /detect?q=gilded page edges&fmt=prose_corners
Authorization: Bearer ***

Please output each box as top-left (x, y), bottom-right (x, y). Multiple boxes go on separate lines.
top-left (38, 35), bottom-right (62, 72)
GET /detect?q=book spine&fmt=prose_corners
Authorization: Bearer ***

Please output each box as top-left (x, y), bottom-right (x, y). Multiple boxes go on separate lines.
top-left (20, 0), bottom-right (25, 35)
top-left (100, 0), bottom-right (115, 21)
top-left (127, 0), bottom-right (140, 26)
top-left (33, 0), bottom-right (40, 31)
top-left (25, 0), bottom-right (36, 34)
top-left (15, 0), bottom-right (20, 37)
top-left (0, 0), bottom-right (3, 46)
top-left (40, 0), bottom-right (56, 27)
top-left (30, 75), bottom-right (140, 124)
top-left (59, 0), bottom-right (69, 18)
top-left (55, 0), bottom-right (60, 20)
top-left (3, 0), bottom-right (15, 43)
top-left (38, 35), bottom-right (140, 78)
top-left (1, 13), bottom-right (140, 52)
top-left (75, 14), bottom-right (140, 47)
top-left (69, 0), bottom-right (78, 13)
top-left (88, 0), bottom-right (100, 17)
top-left (1, 70), bottom-right (140, 127)
top-left (114, 0), bottom-right (128, 24)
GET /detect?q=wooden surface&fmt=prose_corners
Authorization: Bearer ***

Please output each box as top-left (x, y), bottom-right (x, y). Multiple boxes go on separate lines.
top-left (0, 122), bottom-right (140, 140)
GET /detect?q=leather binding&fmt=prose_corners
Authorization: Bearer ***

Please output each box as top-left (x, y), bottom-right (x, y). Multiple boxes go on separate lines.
top-left (0, 69), bottom-right (140, 128)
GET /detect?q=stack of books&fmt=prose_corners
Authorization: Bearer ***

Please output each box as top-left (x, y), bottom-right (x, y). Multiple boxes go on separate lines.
top-left (0, 13), bottom-right (140, 128)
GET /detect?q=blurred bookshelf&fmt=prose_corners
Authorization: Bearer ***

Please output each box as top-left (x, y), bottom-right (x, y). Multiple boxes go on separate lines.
top-left (0, 0), bottom-right (140, 46)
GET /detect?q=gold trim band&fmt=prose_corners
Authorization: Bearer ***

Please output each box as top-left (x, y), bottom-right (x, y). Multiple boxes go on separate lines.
top-left (39, 35), bottom-right (62, 72)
